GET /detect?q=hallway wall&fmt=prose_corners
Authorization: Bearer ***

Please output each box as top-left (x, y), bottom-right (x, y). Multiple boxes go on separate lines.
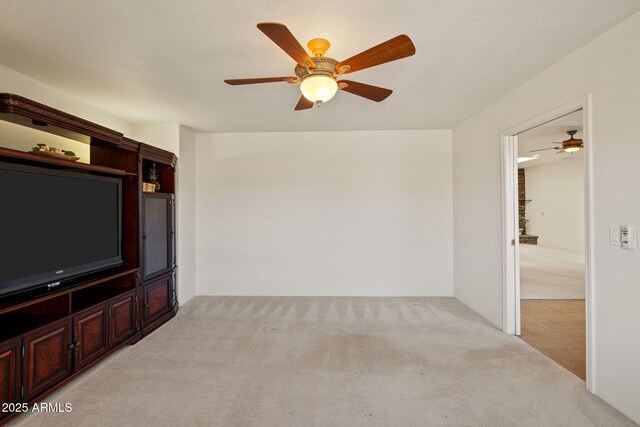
top-left (452, 11), bottom-right (640, 422)
top-left (525, 158), bottom-right (585, 252)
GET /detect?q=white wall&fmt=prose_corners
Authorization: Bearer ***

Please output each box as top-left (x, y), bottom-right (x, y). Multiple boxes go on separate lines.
top-left (195, 130), bottom-right (453, 297)
top-left (0, 64), bottom-right (133, 135)
top-left (132, 123), bottom-right (180, 155)
top-left (524, 158), bottom-right (584, 252)
top-left (452, 11), bottom-right (640, 423)
top-left (177, 125), bottom-right (196, 304)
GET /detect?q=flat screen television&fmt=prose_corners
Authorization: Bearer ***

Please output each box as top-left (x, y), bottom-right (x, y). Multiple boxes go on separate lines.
top-left (0, 161), bottom-right (122, 297)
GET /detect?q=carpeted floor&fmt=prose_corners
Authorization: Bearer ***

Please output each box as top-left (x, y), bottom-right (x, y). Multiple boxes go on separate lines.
top-left (520, 244), bottom-right (585, 299)
top-left (10, 297), bottom-right (634, 427)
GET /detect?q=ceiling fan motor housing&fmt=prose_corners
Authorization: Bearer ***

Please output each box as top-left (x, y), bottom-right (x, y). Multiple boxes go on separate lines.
top-left (295, 56), bottom-right (339, 81)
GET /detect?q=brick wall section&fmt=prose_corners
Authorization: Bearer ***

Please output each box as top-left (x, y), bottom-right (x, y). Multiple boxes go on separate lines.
top-left (518, 168), bottom-right (526, 226)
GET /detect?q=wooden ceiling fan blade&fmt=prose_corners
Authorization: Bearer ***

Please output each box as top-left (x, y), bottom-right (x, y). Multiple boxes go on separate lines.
top-left (294, 95), bottom-right (314, 111)
top-left (224, 77), bottom-right (296, 85)
top-left (530, 147), bottom-right (557, 152)
top-left (257, 22), bottom-right (316, 68)
top-left (339, 80), bottom-right (393, 102)
top-left (337, 35), bottom-right (415, 74)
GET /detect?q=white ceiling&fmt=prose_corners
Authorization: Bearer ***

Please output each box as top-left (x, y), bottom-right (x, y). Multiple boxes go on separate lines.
top-left (0, 1), bottom-right (638, 132)
top-left (518, 110), bottom-right (583, 168)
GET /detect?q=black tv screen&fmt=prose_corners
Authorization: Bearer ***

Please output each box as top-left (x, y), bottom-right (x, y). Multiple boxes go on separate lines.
top-left (0, 162), bottom-right (122, 297)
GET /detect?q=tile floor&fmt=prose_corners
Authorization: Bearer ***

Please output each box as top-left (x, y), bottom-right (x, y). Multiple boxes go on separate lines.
top-left (520, 299), bottom-right (586, 379)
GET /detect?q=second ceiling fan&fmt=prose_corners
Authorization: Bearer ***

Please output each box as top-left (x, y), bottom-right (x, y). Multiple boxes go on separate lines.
top-left (224, 23), bottom-right (416, 110)
top-left (530, 130), bottom-right (584, 154)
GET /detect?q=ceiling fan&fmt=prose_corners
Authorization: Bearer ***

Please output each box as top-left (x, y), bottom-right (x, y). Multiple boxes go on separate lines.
top-left (530, 130), bottom-right (584, 154)
top-left (224, 22), bottom-right (416, 110)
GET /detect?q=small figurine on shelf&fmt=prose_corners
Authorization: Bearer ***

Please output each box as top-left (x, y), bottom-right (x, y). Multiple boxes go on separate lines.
top-left (30, 143), bottom-right (79, 162)
top-left (149, 163), bottom-right (161, 192)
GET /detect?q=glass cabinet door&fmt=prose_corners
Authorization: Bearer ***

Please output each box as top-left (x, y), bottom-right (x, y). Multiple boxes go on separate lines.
top-left (143, 194), bottom-right (174, 279)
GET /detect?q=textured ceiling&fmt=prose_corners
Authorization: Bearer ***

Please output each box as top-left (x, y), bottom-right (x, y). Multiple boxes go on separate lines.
top-left (0, 1), bottom-right (638, 132)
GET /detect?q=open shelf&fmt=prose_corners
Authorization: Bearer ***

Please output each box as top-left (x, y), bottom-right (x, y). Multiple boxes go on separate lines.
top-left (141, 155), bottom-right (175, 195)
top-left (0, 147), bottom-right (126, 176)
top-left (0, 294), bottom-right (70, 342)
top-left (72, 283), bottom-right (134, 313)
top-left (0, 266), bottom-right (138, 316)
top-left (0, 313), bottom-right (69, 343)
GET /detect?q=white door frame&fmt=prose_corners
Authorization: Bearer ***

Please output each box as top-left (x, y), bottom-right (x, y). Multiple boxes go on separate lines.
top-left (500, 95), bottom-right (595, 391)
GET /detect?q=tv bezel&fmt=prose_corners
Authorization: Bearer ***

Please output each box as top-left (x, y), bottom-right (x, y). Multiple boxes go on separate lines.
top-left (0, 161), bottom-right (123, 298)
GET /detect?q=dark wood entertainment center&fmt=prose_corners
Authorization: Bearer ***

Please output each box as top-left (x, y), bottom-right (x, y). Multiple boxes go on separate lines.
top-left (0, 94), bottom-right (178, 423)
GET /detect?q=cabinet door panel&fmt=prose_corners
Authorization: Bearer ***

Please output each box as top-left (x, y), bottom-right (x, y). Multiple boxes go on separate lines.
top-left (143, 276), bottom-right (172, 324)
top-left (23, 320), bottom-right (72, 401)
top-left (0, 339), bottom-right (20, 412)
top-left (110, 292), bottom-right (136, 346)
top-left (74, 305), bottom-right (108, 370)
top-left (143, 195), bottom-right (171, 279)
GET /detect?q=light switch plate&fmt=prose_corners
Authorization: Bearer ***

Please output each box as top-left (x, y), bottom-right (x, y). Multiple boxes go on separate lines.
top-left (609, 226), bottom-right (620, 245)
top-left (630, 226), bottom-right (639, 249)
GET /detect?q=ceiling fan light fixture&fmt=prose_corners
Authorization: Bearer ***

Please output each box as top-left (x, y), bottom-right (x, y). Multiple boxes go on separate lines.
top-left (563, 145), bottom-right (582, 153)
top-left (300, 75), bottom-right (338, 104)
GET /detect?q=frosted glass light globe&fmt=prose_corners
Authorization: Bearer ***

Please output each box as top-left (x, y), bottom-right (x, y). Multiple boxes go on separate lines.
top-left (300, 75), bottom-right (338, 103)
top-left (563, 145), bottom-right (581, 153)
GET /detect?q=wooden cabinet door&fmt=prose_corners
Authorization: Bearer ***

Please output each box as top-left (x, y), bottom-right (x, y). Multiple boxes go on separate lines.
top-left (0, 339), bottom-right (21, 412)
top-left (23, 320), bottom-right (72, 401)
top-left (142, 194), bottom-right (175, 281)
top-left (109, 292), bottom-right (136, 346)
top-left (73, 305), bottom-right (108, 370)
top-left (142, 275), bottom-right (172, 325)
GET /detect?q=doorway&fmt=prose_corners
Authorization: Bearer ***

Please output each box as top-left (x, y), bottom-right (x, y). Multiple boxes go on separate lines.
top-left (517, 111), bottom-right (585, 379)
top-left (501, 96), bottom-right (595, 389)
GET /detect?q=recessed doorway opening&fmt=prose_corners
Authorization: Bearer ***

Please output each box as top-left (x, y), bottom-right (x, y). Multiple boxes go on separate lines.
top-left (501, 96), bottom-right (595, 390)
top-left (517, 111), bottom-right (586, 379)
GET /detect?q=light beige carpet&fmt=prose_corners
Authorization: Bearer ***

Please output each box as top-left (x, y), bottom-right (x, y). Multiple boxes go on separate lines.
top-left (520, 244), bottom-right (585, 299)
top-left (11, 296), bottom-right (634, 427)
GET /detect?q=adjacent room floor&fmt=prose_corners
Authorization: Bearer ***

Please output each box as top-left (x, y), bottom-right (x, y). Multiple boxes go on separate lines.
top-left (520, 300), bottom-right (586, 379)
top-left (11, 297), bottom-right (631, 427)
top-left (519, 244), bottom-right (586, 380)
top-left (519, 244), bottom-right (585, 299)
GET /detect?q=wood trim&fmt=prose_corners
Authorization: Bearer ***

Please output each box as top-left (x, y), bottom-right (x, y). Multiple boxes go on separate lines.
top-left (121, 137), bottom-right (141, 152)
top-left (0, 93), bottom-right (123, 145)
top-left (139, 143), bottom-right (177, 167)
